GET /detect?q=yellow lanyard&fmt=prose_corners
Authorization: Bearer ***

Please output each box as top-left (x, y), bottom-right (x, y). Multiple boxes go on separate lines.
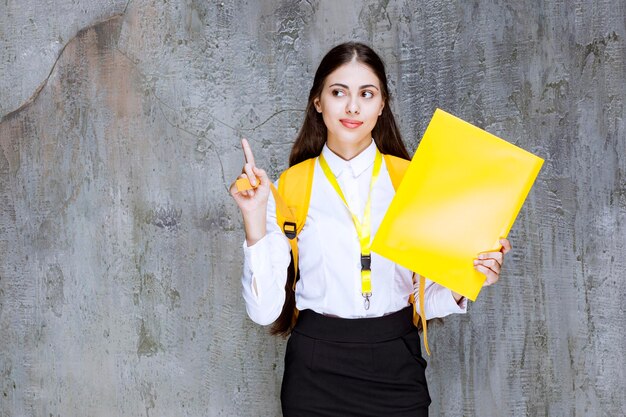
top-left (318, 148), bottom-right (383, 310)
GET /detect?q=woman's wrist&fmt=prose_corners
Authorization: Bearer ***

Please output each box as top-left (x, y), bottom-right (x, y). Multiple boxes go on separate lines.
top-left (451, 291), bottom-right (465, 304)
top-left (242, 206), bottom-right (267, 246)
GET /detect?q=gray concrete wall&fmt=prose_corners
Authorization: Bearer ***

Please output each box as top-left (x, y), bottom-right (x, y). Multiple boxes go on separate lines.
top-left (1, 0), bottom-right (624, 416)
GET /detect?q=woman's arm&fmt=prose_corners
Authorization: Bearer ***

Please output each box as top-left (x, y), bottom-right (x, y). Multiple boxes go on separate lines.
top-left (415, 238), bottom-right (513, 318)
top-left (230, 139), bottom-right (291, 325)
top-left (240, 193), bottom-right (291, 325)
top-left (414, 278), bottom-right (468, 320)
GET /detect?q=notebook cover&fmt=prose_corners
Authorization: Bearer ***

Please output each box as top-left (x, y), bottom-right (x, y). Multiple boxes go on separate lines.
top-left (371, 108), bottom-right (543, 301)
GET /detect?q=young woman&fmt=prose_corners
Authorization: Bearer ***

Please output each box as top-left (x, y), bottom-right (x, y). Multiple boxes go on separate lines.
top-left (230, 42), bottom-right (511, 417)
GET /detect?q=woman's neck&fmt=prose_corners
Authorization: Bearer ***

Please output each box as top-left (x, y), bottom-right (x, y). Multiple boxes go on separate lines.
top-left (326, 138), bottom-right (373, 161)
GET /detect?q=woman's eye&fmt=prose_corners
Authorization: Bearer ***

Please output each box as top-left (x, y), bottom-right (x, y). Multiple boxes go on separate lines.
top-left (362, 90), bottom-right (374, 98)
top-left (332, 89), bottom-right (345, 97)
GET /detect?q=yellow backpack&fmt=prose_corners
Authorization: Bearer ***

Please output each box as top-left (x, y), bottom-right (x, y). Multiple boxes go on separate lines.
top-left (269, 154), bottom-right (431, 354)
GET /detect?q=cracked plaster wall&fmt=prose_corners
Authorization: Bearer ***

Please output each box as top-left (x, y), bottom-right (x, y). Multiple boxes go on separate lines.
top-left (1, 1), bottom-right (625, 416)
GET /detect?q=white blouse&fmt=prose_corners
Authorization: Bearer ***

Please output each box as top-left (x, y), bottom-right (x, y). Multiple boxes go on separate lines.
top-left (241, 140), bottom-right (467, 325)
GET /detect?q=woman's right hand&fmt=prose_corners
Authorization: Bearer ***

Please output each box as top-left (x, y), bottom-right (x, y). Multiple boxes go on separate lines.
top-left (229, 138), bottom-right (271, 245)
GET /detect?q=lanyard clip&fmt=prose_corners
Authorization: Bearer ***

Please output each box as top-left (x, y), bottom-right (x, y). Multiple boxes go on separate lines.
top-left (363, 293), bottom-right (371, 310)
top-left (360, 254), bottom-right (371, 271)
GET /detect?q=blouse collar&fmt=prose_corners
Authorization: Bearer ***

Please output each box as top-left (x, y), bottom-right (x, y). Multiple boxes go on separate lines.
top-left (321, 139), bottom-right (377, 178)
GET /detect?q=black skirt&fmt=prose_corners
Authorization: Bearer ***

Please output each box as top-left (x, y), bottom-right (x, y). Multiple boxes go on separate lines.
top-left (281, 306), bottom-right (430, 417)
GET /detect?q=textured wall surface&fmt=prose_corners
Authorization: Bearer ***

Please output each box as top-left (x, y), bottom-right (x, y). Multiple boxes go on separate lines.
top-left (1, 1), bottom-right (625, 416)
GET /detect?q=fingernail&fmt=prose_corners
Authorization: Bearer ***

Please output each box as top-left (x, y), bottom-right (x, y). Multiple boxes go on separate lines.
top-left (473, 260), bottom-right (478, 265)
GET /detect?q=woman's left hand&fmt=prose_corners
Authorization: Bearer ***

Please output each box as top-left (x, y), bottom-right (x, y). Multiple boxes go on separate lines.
top-left (474, 238), bottom-right (512, 286)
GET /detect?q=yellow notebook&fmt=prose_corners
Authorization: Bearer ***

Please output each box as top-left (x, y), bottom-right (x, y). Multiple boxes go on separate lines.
top-left (371, 108), bottom-right (543, 301)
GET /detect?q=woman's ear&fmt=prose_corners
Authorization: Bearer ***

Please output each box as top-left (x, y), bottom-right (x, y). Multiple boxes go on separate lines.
top-left (378, 101), bottom-right (385, 116)
top-left (313, 97), bottom-right (322, 113)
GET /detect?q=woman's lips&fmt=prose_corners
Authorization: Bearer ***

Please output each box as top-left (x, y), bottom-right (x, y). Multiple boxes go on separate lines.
top-left (340, 119), bottom-right (363, 129)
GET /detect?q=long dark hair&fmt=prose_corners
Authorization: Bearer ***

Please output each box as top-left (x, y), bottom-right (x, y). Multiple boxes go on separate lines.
top-left (271, 42), bottom-right (410, 336)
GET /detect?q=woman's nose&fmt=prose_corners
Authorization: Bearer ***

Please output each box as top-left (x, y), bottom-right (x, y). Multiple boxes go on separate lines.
top-left (346, 96), bottom-right (360, 114)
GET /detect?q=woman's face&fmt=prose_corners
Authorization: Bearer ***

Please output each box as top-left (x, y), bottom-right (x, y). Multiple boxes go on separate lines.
top-left (313, 59), bottom-right (384, 158)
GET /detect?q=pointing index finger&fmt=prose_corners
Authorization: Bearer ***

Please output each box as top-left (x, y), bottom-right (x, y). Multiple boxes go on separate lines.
top-left (241, 138), bottom-right (256, 167)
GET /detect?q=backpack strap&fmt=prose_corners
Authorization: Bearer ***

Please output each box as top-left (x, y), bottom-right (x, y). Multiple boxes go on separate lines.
top-left (383, 154), bottom-right (430, 355)
top-left (269, 158), bottom-right (315, 328)
top-left (383, 154), bottom-right (409, 190)
top-left (272, 157), bottom-right (316, 285)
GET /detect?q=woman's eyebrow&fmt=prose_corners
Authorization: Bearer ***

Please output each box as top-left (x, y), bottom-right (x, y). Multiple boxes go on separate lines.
top-left (329, 83), bottom-right (380, 91)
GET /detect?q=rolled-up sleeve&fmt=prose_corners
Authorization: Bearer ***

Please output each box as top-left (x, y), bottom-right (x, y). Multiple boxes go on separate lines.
top-left (413, 278), bottom-right (468, 320)
top-left (241, 187), bottom-right (292, 325)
